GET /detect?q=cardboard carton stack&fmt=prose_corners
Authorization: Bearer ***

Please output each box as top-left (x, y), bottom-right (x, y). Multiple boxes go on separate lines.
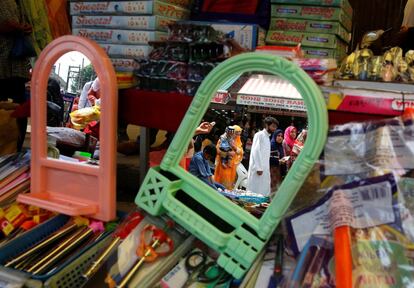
top-left (69, 0), bottom-right (191, 82)
top-left (266, 0), bottom-right (352, 61)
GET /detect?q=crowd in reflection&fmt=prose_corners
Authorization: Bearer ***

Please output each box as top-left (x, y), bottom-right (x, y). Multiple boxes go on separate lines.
top-left (189, 117), bottom-right (307, 197)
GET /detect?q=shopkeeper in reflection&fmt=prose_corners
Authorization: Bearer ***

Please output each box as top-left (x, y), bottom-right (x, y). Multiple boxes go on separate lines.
top-left (247, 116), bottom-right (279, 196)
top-left (189, 144), bottom-right (225, 190)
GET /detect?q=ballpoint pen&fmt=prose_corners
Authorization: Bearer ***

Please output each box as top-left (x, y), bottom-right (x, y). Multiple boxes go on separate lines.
top-left (330, 190), bottom-right (353, 288)
top-left (302, 245), bottom-right (328, 287)
top-left (268, 234), bottom-right (284, 288)
top-left (82, 211), bottom-right (145, 280)
top-left (5, 220), bottom-right (81, 268)
top-left (30, 221), bottom-right (104, 275)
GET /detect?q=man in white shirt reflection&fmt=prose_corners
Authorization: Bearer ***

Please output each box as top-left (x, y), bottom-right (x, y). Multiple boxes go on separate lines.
top-left (247, 116), bottom-right (279, 196)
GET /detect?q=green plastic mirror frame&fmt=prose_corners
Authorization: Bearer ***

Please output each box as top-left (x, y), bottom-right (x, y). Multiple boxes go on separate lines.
top-left (135, 52), bottom-right (328, 278)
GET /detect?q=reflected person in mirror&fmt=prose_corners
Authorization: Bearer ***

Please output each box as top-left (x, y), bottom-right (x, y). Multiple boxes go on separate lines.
top-left (270, 129), bottom-right (287, 193)
top-left (283, 125), bottom-right (297, 169)
top-left (87, 77), bottom-right (100, 106)
top-left (189, 143), bottom-right (225, 190)
top-left (77, 80), bottom-right (93, 109)
top-left (247, 116), bottom-right (279, 196)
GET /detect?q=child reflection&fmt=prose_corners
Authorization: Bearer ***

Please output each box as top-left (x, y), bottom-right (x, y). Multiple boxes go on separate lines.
top-left (189, 144), bottom-right (225, 190)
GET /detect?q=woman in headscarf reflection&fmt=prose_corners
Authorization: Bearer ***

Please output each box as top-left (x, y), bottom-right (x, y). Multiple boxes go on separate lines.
top-left (283, 125), bottom-right (297, 169)
top-left (214, 125), bottom-right (244, 190)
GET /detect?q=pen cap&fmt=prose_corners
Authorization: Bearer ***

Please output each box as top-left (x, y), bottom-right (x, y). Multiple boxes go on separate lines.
top-left (329, 190), bottom-right (353, 230)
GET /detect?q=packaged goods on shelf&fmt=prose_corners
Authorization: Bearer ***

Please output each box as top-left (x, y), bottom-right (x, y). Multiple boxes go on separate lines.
top-left (179, 21), bottom-right (260, 50)
top-left (100, 43), bottom-right (152, 58)
top-left (269, 18), bottom-right (350, 43)
top-left (70, 1), bottom-right (190, 20)
top-left (116, 72), bottom-right (138, 89)
top-left (72, 28), bottom-right (168, 44)
top-left (72, 15), bottom-right (178, 32)
top-left (110, 58), bottom-right (140, 72)
top-left (301, 46), bottom-right (348, 60)
top-left (69, 0), bottom-right (192, 9)
top-left (270, 4), bottom-right (352, 32)
top-left (270, 0), bottom-right (353, 17)
top-left (266, 30), bottom-right (346, 49)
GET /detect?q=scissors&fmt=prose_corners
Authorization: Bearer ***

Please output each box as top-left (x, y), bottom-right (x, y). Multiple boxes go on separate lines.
top-left (182, 250), bottom-right (232, 288)
top-left (105, 222), bottom-right (175, 288)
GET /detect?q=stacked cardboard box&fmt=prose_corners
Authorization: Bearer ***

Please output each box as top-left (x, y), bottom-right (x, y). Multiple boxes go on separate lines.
top-left (69, 1), bottom-right (191, 73)
top-left (266, 0), bottom-right (352, 60)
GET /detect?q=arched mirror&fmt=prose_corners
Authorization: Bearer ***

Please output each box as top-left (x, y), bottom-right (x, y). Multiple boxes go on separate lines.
top-left (135, 53), bottom-right (328, 278)
top-left (44, 51), bottom-right (99, 162)
top-left (18, 36), bottom-right (118, 221)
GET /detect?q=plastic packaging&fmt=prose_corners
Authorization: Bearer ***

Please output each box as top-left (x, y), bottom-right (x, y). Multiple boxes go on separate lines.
top-left (70, 106), bottom-right (101, 129)
top-left (281, 112), bottom-right (414, 287)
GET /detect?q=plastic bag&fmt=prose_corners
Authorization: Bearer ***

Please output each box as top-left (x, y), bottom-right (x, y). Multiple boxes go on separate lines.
top-left (324, 115), bottom-right (414, 177)
top-left (280, 112), bottom-right (414, 288)
top-left (69, 106), bottom-right (100, 130)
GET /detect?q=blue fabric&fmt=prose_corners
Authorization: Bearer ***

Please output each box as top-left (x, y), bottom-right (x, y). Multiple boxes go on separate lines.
top-left (219, 138), bottom-right (232, 152)
top-left (189, 152), bottom-right (225, 190)
top-left (270, 129), bottom-right (284, 167)
top-left (189, 151), bottom-right (213, 180)
top-left (214, 182), bottom-right (226, 190)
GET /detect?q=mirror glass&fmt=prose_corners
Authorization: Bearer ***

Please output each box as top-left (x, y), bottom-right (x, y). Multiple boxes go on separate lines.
top-left (44, 52), bottom-right (99, 164)
top-left (186, 72), bottom-right (308, 217)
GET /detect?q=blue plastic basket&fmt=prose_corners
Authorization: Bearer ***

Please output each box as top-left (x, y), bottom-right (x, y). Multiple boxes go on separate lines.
top-left (0, 214), bottom-right (70, 273)
top-left (0, 214), bottom-right (107, 281)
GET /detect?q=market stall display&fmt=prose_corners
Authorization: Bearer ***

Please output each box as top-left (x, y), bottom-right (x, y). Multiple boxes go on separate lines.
top-left (134, 22), bottom-right (233, 96)
top-left (266, 0), bottom-right (352, 60)
top-left (337, 39), bottom-right (414, 83)
top-left (5, 0), bottom-right (414, 286)
top-left (70, 0), bottom-right (192, 87)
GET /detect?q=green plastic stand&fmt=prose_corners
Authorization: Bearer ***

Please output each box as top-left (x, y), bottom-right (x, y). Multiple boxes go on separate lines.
top-left (136, 53), bottom-right (328, 279)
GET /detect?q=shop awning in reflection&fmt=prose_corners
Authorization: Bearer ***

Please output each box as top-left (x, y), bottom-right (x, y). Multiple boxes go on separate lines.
top-left (237, 74), bottom-right (306, 112)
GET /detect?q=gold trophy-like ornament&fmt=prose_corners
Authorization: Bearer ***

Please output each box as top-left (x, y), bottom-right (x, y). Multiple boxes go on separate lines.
top-left (381, 51), bottom-right (397, 82)
top-left (405, 50), bottom-right (414, 82)
top-left (369, 56), bottom-right (383, 81)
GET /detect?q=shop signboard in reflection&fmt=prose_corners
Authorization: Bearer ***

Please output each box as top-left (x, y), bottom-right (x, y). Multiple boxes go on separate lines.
top-left (247, 105), bottom-right (307, 117)
top-left (237, 94), bottom-right (306, 111)
top-left (211, 91), bottom-right (230, 104)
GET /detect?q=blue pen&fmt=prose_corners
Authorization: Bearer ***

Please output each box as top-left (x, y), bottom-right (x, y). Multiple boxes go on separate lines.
top-left (268, 234), bottom-right (284, 288)
top-left (289, 239), bottom-right (315, 288)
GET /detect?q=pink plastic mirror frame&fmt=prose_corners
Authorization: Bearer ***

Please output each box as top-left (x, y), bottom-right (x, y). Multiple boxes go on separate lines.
top-left (18, 36), bottom-right (118, 221)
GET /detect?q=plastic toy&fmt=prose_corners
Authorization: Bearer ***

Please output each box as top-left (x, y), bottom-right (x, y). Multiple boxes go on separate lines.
top-left (18, 36), bottom-right (118, 221)
top-left (135, 52), bottom-right (328, 278)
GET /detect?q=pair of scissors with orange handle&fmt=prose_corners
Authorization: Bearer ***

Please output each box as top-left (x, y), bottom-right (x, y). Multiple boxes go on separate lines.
top-left (116, 221), bottom-right (175, 288)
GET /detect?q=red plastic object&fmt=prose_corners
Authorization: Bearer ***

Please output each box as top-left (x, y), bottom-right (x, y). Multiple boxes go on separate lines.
top-left (114, 211), bottom-right (145, 239)
top-left (18, 36), bottom-right (118, 221)
top-left (201, 0), bottom-right (259, 14)
top-left (119, 89), bottom-right (193, 132)
top-left (334, 226), bottom-right (352, 288)
top-left (136, 224), bottom-right (174, 262)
